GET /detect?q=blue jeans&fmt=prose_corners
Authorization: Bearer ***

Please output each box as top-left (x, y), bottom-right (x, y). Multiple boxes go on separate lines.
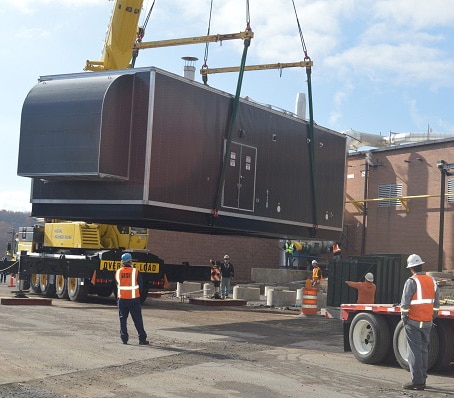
top-left (285, 253), bottom-right (294, 268)
top-left (118, 298), bottom-right (147, 343)
top-left (405, 321), bottom-right (431, 385)
top-left (220, 277), bottom-right (231, 298)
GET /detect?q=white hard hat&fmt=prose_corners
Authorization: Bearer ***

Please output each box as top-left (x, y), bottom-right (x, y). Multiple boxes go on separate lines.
top-left (312, 260), bottom-right (318, 265)
top-left (407, 254), bottom-right (425, 268)
top-left (224, 254), bottom-right (230, 260)
top-left (365, 272), bottom-right (374, 282)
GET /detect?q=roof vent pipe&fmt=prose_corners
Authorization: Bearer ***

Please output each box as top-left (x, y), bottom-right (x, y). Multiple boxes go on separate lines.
top-left (182, 56), bottom-right (198, 81)
top-left (295, 92), bottom-right (306, 119)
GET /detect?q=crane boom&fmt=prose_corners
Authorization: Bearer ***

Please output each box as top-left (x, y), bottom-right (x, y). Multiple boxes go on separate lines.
top-left (84, 1), bottom-right (253, 72)
top-left (85, 0), bottom-right (144, 71)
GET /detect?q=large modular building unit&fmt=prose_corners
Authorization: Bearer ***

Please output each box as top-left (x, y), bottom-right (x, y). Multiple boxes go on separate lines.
top-left (18, 67), bottom-right (346, 240)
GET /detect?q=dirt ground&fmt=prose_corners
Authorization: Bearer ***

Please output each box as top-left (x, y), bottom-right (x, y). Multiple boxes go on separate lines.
top-left (0, 283), bottom-right (452, 398)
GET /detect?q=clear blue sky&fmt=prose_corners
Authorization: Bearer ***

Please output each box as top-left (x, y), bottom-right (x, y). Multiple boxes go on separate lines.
top-left (1, 0), bottom-right (454, 211)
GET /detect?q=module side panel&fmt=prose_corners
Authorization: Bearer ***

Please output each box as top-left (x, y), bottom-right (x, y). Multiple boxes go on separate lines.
top-left (149, 72), bottom-right (314, 220)
top-left (148, 72), bottom-right (227, 210)
top-left (148, 72), bottom-right (345, 230)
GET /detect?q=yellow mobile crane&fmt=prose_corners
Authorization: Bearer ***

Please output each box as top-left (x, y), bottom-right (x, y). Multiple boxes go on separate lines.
top-left (14, 1), bottom-right (334, 302)
top-left (13, 1), bottom-right (260, 302)
top-left (15, 0), bottom-right (243, 301)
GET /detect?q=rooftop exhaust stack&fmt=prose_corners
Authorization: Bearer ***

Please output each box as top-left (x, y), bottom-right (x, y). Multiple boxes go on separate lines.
top-left (182, 56), bottom-right (198, 81)
top-left (295, 92), bottom-right (306, 119)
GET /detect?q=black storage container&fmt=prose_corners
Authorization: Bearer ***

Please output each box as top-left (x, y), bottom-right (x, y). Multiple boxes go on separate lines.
top-left (327, 254), bottom-right (411, 306)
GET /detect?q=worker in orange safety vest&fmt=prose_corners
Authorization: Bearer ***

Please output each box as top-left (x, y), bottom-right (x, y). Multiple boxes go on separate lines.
top-left (311, 260), bottom-right (322, 286)
top-left (332, 242), bottom-right (342, 262)
top-left (345, 273), bottom-right (376, 304)
top-left (115, 253), bottom-right (149, 345)
top-left (400, 254), bottom-right (440, 391)
top-left (210, 259), bottom-right (221, 299)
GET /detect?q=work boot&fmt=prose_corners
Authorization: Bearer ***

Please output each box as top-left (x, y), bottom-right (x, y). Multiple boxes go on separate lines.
top-left (139, 340), bottom-right (150, 345)
top-left (403, 382), bottom-right (425, 390)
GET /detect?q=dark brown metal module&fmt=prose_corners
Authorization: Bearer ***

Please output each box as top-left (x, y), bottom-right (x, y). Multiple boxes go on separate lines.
top-left (18, 67), bottom-right (346, 240)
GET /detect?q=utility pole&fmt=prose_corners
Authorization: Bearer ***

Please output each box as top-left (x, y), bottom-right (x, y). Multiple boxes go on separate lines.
top-left (436, 160), bottom-right (454, 272)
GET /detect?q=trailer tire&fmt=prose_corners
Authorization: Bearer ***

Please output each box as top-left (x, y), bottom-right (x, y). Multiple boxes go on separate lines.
top-left (431, 319), bottom-right (454, 372)
top-left (30, 274), bottom-right (41, 294)
top-left (96, 285), bottom-right (114, 298)
top-left (67, 277), bottom-right (89, 302)
top-left (39, 274), bottom-right (56, 298)
top-left (392, 320), bottom-right (439, 371)
top-left (55, 274), bottom-right (69, 299)
top-left (349, 313), bottom-right (391, 364)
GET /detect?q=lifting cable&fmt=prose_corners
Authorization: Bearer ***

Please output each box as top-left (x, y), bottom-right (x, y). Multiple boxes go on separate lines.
top-left (211, 0), bottom-right (251, 223)
top-left (131, 0), bottom-right (156, 68)
top-left (202, 0), bottom-right (215, 85)
top-left (292, 0), bottom-right (318, 237)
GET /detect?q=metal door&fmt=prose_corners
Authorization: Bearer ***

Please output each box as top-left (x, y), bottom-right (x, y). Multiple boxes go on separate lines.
top-left (222, 141), bottom-right (257, 212)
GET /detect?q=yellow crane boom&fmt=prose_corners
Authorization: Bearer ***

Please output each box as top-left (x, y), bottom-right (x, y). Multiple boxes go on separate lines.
top-left (84, 1), bottom-right (254, 72)
top-left (85, 0), bottom-right (144, 71)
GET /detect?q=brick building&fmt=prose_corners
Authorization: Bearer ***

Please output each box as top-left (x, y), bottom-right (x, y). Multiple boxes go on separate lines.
top-left (147, 229), bottom-right (282, 283)
top-left (344, 138), bottom-right (454, 271)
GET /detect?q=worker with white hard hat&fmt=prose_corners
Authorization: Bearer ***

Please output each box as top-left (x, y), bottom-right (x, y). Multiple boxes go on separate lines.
top-left (400, 254), bottom-right (440, 391)
top-left (211, 255), bottom-right (235, 299)
top-left (345, 272), bottom-right (376, 304)
top-left (311, 260), bottom-right (321, 286)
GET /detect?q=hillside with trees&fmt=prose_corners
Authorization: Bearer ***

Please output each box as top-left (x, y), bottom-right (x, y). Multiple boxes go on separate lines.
top-left (0, 211), bottom-right (35, 258)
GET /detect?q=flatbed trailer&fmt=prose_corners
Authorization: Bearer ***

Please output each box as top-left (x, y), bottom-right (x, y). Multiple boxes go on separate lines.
top-left (7, 251), bottom-right (211, 303)
top-left (341, 303), bottom-right (454, 372)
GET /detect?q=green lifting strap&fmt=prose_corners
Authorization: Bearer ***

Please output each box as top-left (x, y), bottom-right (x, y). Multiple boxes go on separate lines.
top-left (306, 65), bottom-right (318, 238)
top-left (211, 37), bottom-right (251, 221)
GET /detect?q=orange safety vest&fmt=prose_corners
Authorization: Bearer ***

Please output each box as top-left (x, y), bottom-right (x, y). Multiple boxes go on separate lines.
top-left (312, 266), bottom-right (320, 280)
top-left (115, 266), bottom-right (140, 299)
top-left (333, 244), bottom-right (341, 254)
top-left (408, 274), bottom-right (437, 322)
top-left (211, 266), bottom-right (220, 282)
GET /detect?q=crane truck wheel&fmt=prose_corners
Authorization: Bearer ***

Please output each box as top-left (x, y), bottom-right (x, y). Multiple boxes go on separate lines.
top-left (67, 277), bottom-right (89, 302)
top-left (431, 319), bottom-right (454, 371)
top-left (392, 320), bottom-right (439, 371)
top-left (39, 274), bottom-right (57, 298)
top-left (349, 313), bottom-right (391, 364)
top-left (55, 274), bottom-right (69, 299)
top-left (95, 285), bottom-right (114, 298)
top-left (29, 274), bottom-right (41, 294)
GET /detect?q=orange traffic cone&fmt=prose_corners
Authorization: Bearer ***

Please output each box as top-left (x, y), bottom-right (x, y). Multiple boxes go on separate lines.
top-left (163, 274), bottom-right (170, 289)
top-left (8, 275), bottom-right (15, 288)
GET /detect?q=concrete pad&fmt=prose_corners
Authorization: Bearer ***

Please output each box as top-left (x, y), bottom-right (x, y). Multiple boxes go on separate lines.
top-left (188, 298), bottom-right (246, 306)
top-left (1, 296), bottom-right (52, 306)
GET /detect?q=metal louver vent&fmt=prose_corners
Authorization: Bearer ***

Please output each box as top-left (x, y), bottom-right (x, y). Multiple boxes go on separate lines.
top-left (81, 228), bottom-right (101, 248)
top-left (378, 184), bottom-right (403, 207)
top-left (448, 178), bottom-right (454, 204)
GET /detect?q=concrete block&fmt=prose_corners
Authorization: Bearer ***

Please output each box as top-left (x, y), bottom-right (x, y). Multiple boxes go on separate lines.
top-left (266, 289), bottom-right (297, 307)
top-left (203, 283), bottom-right (214, 298)
top-left (233, 286), bottom-right (260, 301)
top-left (176, 282), bottom-right (202, 298)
